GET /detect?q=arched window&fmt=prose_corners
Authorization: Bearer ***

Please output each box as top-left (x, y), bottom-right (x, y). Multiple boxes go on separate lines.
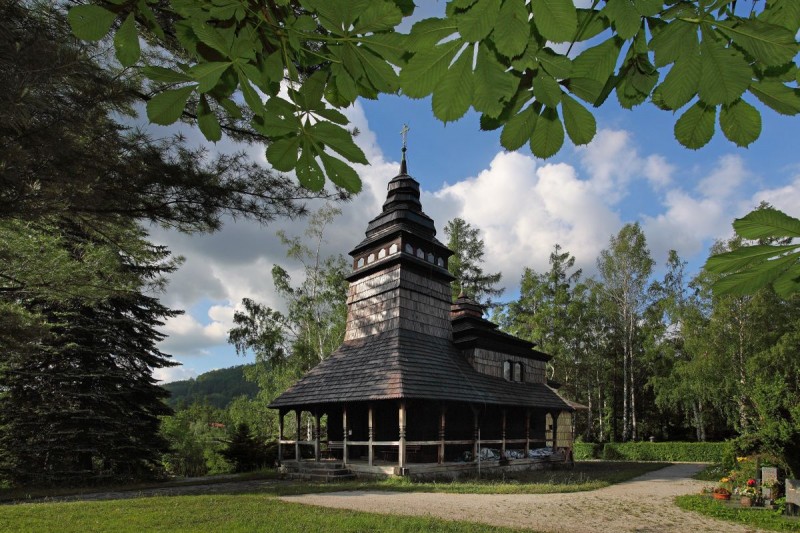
top-left (357, 257), bottom-right (365, 268)
top-left (514, 362), bottom-right (524, 382)
top-left (378, 248), bottom-right (386, 259)
top-left (503, 361), bottom-right (512, 381)
top-left (389, 243), bottom-right (399, 254)
top-left (416, 248), bottom-right (425, 259)
top-left (367, 253), bottom-right (375, 264)
top-left (405, 243), bottom-right (414, 254)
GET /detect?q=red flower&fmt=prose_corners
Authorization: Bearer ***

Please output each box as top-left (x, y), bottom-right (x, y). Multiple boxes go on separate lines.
top-left (747, 478), bottom-right (756, 487)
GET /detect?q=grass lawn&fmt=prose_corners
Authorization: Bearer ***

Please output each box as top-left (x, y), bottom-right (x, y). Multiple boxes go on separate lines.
top-left (274, 461), bottom-right (669, 496)
top-left (690, 462), bottom-right (728, 482)
top-left (0, 461), bottom-right (667, 532)
top-left (676, 495), bottom-right (800, 532)
top-left (0, 494), bottom-right (534, 533)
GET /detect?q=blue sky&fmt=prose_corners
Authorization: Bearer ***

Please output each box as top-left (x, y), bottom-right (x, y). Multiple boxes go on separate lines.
top-left (149, 19), bottom-right (800, 384)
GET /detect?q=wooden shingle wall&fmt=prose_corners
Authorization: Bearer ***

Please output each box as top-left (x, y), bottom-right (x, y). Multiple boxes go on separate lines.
top-left (344, 264), bottom-right (452, 341)
top-left (466, 348), bottom-right (547, 383)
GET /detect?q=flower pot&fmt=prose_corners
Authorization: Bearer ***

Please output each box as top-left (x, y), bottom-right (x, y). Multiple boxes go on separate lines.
top-left (740, 496), bottom-right (753, 507)
top-left (713, 492), bottom-right (731, 501)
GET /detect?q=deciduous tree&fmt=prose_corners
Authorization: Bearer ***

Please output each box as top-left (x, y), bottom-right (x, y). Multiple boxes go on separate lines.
top-left (67, 0), bottom-right (800, 192)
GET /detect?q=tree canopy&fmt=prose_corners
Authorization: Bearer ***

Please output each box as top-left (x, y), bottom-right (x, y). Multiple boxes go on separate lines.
top-left (68, 0), bottom-right (800, 193)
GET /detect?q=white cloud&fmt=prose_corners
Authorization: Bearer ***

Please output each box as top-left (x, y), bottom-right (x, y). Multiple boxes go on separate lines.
top-left (643, 154), bottom-right (674, 189)
top-left (642, 154), bottom-right (759, 265)
top-left (153, 365), bottom-right (198, 384)
top-left (578, 129), bottom-right (637, 202)
top-left (160, 303), bottom-right (237, 356)
top-left (429, 152), bottom-right (621, 286)
top-left (696, 154), bottom-right (750, 200)
top-left (752, 173), bottom-right (800, 215)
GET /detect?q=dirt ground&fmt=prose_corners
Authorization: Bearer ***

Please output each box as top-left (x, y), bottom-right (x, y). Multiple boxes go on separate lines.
top-left (281, 463), bottom-right (767, 533)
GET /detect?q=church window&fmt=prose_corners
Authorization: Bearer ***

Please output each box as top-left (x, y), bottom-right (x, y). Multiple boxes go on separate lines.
top-left (416, 248), bottom-right (425, 259)
top-left (513, 362), bottom-right (524, 382)
top-left (357, 258), bottom-right (365, 268)
top-left (436, 257), bottom-right (444, 267)
top-left (405, 243), bottom-right (414, 254)
top-left (427, 252), bottom-right (434, 262)
top-left (389, 243), bottom-right (398, 254)
top-left (367, 253), bottom-right (375, 264)
top-left (378, 248), bottom-right (386, 259)
top-left (503, 361), bottom-right (512, 381)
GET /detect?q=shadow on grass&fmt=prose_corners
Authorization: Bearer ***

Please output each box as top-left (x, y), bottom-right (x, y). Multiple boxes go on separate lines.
top-left (3, 461), bottom-right (669, 504)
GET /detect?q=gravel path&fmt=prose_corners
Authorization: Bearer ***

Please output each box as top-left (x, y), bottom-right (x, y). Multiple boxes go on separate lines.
top-left (281, 463), bottom-right (766, 533)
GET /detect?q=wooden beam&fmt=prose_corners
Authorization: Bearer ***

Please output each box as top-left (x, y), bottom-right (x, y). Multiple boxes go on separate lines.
top-left (368, 403), bottom-right (374, 467)
top-left (438, 405), bottom-right (446, 464)
top-left (314, 409), bottom-right (321, 462)
top-left (525, 409), bottom-right (530, 456)
top-left (278, 410), bottom-right (284, 464)
top-left (342, 405), bottom-right (348, 466)
top-left (472, 406), bottom-right (479, 463)
top-left (398, 401), bottom-right (407, 468)
top-left (295, 409), bottom-right (301, 462)
top-left (501, 409), bottom-right (507, 454)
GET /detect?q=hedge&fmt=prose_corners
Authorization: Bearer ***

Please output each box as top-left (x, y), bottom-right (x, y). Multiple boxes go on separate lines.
top-left (573, 441), bottom-right (732, 463)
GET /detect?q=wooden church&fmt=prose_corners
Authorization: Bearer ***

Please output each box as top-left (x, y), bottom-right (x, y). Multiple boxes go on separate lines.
top-left (271, 146), bottom-right (576, 479)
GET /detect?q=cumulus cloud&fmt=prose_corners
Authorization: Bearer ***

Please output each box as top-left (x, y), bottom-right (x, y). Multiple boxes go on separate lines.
top-left (641, 154), bottom-right (758, 265)
top-left (696, 154), bottom-right (750, 200)
top-left (429, 152), bottom-right (621, 286)
top-left (160, 304), bottom-right (236, 356)
top-left (752, 173), bottom-right (800, 214)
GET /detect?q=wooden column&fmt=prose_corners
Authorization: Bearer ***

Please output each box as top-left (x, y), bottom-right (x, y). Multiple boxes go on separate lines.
top-left (295, 409), bottom-right (301, 462)
top-left (398, 401), bottom-right (407, 468)
top-left (342, 405), bottom-right (348, 466)
top-left (438, 405), bottom-right (447, 464)
top-left (501, 409), bottom-right (507, 454)
top-left (313, 409), bottom-right (321, 462)
top-left (524, 409), bottom-right (531, 455)
top-left (277, 409), bottom-right (284, 464)
top-left (368, 403), bottom-right (374, 466)
top-left (472, 407), bottom-right (479, 462)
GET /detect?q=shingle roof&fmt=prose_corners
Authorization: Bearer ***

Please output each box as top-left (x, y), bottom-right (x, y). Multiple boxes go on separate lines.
top-left (269, 329), bottom-right (572, 411)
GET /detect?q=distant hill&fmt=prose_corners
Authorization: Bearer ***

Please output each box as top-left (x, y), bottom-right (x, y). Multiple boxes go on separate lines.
top-left (162, 365), bottom-right (259, 409)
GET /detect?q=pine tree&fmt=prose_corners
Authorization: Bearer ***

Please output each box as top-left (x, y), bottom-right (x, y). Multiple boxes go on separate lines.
top-left (0, 227), bottom-right (178, 486)
top-left (444, 218), bottom-right (503, 306)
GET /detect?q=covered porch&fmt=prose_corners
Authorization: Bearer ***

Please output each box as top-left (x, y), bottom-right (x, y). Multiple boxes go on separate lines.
top-left (276, 399), bottom-right (574, 477)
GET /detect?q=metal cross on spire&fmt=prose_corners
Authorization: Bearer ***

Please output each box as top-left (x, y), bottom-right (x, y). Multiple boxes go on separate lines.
top-left (400, 123), bottom-right (410, 150)
top-left (399, 123), bottom-right (410, 175)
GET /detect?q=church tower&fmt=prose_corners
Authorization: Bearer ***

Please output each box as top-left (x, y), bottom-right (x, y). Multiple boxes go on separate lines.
top-left (343, 133), bottom-right (454, 341)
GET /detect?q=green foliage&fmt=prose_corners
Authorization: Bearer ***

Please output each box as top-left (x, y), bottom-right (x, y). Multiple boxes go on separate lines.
top-left (68, 0), bottom-right (799, 191)
top-left (676, 495), bottom-right (800, 532)
top-left (0, 224), bottom-right (178, 487)
top-left (229, 205), bottom-right (348, 372)
top-left (444, 217), bottom-right (504, 306)
top-left (706, 207), bottom-right (800, 298)
top-left (575, 441), bottom-right (732, 463)
top-left (219, 423), bottom-right (269, 473)
top-left (162, 365), bottom-right (260, 410)
top-left (159, 402), bottom-right (233, 477)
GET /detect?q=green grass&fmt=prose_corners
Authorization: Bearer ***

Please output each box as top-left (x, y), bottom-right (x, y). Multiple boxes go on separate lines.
top-left (0, 494), bottom-right (535, 533)
top-left (0, 461), bottom-right (667, 532)
top-left (0, 469), bottom-right (281, 503)
top-left (691, 462), bottom-right (728, 482)
top-left (274, 461), bottom-right (669, 496)
top-left (676, 495), bottom-right (800, 532)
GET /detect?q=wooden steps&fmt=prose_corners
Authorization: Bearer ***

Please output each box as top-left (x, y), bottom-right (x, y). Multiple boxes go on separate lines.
top-left (283, 461), bottom-right (355, 482)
